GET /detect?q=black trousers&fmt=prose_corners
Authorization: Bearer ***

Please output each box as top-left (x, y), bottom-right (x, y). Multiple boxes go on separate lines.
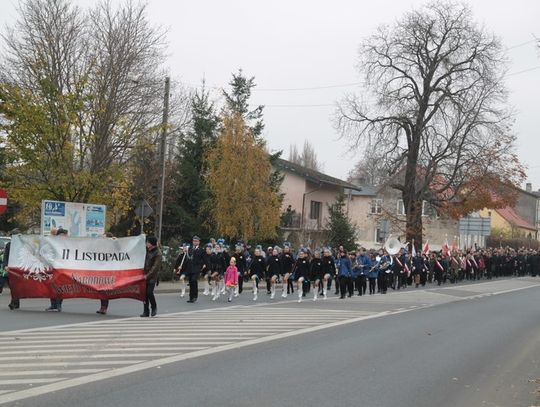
top-left (368, 277), bottom-right (377, 294)
top-left (143, 282), bottom-right (156, 313)
top-left (339, 276), bottom-right (353, 298)
top-left (188, 274), bottom-right (198, 300)
top-left (356, 275), bottom-right (367, 295)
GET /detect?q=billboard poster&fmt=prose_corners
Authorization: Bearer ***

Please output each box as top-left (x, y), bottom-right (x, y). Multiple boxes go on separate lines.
top-left (7, 234), bottom-right (146, 301)
top-left (42, 200), bottom-right (106, 237)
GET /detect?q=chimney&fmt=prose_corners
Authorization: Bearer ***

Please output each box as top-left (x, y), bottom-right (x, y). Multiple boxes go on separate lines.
top-left (526, 183), bottom-right (532, 192)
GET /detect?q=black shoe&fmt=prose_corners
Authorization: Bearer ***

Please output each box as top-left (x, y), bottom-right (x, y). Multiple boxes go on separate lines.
top-left (187, 299), bottom-right (196, 303)
top-left (340, 296), bottom-right (345, 299)
top-left (151, 309), bottom-right (157, 317)
top-left (8, 303), bottom-right (15, 310)
top-left (140, 313), bottom-right (149, 317)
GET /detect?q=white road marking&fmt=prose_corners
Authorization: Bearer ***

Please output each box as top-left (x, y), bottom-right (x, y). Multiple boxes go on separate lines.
top-left (0, 279), bottom-right (537, 405)
top-left (0, 370), bottom-right (106, 376)
top-left (0, 379), bottom-right (66, 385)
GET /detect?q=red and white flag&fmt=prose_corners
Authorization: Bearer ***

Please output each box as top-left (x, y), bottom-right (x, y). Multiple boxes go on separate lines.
top-left (7, 235), bottom-right (146, 301)
top-left (442, 238), bottom-right (450, 257)
top-left (422, 240), bottom-right (430, 255)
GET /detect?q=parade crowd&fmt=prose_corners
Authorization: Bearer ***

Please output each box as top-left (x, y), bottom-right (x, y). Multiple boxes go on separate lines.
top-left (169, 235), bottom-right (540, 308)
top-left (1, 232), bottom-right (539, 317)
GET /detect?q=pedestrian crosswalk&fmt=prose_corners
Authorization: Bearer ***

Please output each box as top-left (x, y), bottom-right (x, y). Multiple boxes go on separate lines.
top-left (0, 305), bottom-right (365, 405)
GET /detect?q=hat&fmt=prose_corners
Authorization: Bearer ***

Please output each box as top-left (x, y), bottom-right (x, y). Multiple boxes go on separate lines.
top-left (217, 238), bottom-right (225, 245)
top-left (56, 228), bottom-right (68, 236)
top-left (146, 236), bottom-right (158, 246)
top-left (192, 235), bottom-right (200, 241)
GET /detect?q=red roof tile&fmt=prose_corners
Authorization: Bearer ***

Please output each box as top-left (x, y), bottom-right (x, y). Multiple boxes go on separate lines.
top-left (495, 207), bottom-right (536, 230)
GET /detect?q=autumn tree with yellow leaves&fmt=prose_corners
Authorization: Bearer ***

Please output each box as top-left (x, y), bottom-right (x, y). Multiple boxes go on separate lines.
top-left (205, 113), bottom-right (281, 241)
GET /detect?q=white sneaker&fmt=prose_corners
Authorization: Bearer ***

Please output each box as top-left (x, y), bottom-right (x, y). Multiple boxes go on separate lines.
top-left (180, 291), bottom-right (185, 298)
top-left (313, 296), bottom-right (317, 301)
top-left (270, 292), bottom-right (275, 299)
top-left (234, 293), bottom-right (239, 298)
top-left (323, 293), bottom-right (327, 300)
top-left (298, 297), bottom-right (302, 303)
top-left (203, 290), bottom-right (209, 296)
top-left (253, 294), bottom-right (258, 301)
top-left (281, 292), bottom-right (287, 298)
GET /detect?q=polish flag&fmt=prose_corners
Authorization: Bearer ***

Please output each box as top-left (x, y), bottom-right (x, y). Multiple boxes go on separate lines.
top-left (442, 238), bottom-right (450, 257)
top-left (422, 240), bottom-right (429, 255)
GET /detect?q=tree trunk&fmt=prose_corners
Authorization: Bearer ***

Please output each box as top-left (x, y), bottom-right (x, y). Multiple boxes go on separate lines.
top-left (406, 198), bottom-right (423, 250)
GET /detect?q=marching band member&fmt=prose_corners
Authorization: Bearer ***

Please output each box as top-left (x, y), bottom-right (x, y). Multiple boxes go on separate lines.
top-left (293, 249), bottom-right (310, 302)
top-left (266, 247), bottom-right (282, 299)
top-left (174, 243), bottom-right (189, 298)
top-left (280, 244), bottom-right (295, 298)
top-left (320, 248), bottom-right (335, 300)
top-left (202, 244), bottom-right (213, 296)
top-left (249, 248), bottom-right (266, 301)
top-left (367, 254), bottom-right (379, 295)
top-left (337, 249), bottom-right (353, 298)
top-left (356, 248), bottom-right (371, 296)
top-left (310, 248), bottom-right (323, 301)
top-left (234, 244), bottom-right (247, 296)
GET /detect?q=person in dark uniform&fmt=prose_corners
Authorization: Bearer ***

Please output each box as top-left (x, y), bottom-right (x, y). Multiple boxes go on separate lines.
top-left (186, 236), bottom-right (204, 303)
top-left (320, 248), bottom-right (335, 299)
top-left (248, 247), bottom-right (265, 301)
top-left (175, 243), bottom-right (191, 298)
top-left (3, 229), bottom-right (21, 310)
top-left (293, 248), bottom-right (310, 302)
top-left (280, 244), bottom-right (295, 298)
top-left (233, 244), bottom-right (247, 295)
top-left (140, 236), bottom-right (162, 317)
top-left (46, 227), bottom-right (68, 312)
top-left (266, 247), bottom-right (282, 299)
top-left (309, 248), bottom-right (323, 301)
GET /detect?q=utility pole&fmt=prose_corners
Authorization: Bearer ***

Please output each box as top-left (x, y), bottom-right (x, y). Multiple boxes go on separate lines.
top-left (156, 76), bottom-right (170, 243)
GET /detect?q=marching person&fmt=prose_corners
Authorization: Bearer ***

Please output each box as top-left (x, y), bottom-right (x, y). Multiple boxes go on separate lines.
top-left (266, 247), bottom-right (282, 299)
top-left (248, 247), bottom-right (266, 301)
top-left (224, 257), bottom-right (239, 302)
top-left (233, 244), bottom-right (247, 296)
top-left (337, 249), bottom-right (353, 298)
top-left (293, 248), bottom-right (310, 303)
top-left (368, 254), bottom-right (379, 295)
top-left (320, 247), bottom-right (335, 299)
top-left (46, 227), bottom-right (68, 312)
top-left (187, 236), bottom-right (204, 303)
top-left (3, 229), bottom-right (21, 310)
top-left (310, 248), bottom-right (323, 301)
top-left (174, 243), bottom-right (190, 298)
top-left (202, 244), bottom-right (213, 296)
top-left (140, 236), bottom-right (162, 317)
top-left (97, 232), bottom-right (116, 314)
top-left (280, 244), bottom-right (295, 298)
top-left (356, 248), bottom-right (371, 296)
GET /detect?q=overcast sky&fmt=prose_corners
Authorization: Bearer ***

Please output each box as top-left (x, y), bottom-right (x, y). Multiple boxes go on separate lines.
top-left (1, 0), bottom-right (539, 188)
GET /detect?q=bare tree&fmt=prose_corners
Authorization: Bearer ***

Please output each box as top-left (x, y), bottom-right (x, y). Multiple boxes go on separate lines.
top-left (348, 144), bottom-right (389, 186)
top-left (0, 0), bottom-right (190, 209)
top-left (288, 140), bottom-right (322, 171)
top-left (336, 1), bottom-right (524, 246)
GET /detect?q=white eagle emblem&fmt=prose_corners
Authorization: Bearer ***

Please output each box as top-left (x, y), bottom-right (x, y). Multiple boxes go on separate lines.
top-left (18, 239), bottom-right (55, 282)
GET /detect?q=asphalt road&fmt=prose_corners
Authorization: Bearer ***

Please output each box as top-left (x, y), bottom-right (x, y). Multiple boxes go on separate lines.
top-left (0, 278), bottom-right (539, 407)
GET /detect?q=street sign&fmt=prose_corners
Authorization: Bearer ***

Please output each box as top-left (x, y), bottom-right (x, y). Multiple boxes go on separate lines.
top-left (459, 216), bottom-right (491, 236)
top-left (134, 199), bottom-right (153, 218)
top-left (0, 189), bottom-right (7, 215)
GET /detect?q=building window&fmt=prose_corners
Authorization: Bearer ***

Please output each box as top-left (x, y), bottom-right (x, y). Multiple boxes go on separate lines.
top-left (371, 199), bottom-right (383, 214)
top-left (422, 201), bottom-right (437, 217)
top-left (397, 199), bottom-right (405, 215)
top-left (310, 200), bottom-right (321, 221)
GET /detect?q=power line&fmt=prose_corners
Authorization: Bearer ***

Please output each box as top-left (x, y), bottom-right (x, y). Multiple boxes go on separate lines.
top-left (506, 39), bottom-right (537, 50)
top-left (505, 65), bottom-right (540, 77)
top-left (253, 82), bottom-right (364, 92)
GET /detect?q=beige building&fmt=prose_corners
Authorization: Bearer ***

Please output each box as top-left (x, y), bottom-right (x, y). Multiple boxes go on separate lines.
top-left (346, 184), bottom-right (459, 249)
top-left (274, 159), bottom-right (360, 245)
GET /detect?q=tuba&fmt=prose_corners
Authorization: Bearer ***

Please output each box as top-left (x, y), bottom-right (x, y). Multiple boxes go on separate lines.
top-left (384, 236), bottom-right (402, 256)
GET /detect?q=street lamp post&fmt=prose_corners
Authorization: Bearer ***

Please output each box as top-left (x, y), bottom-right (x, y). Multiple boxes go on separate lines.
top-left (155, 76), bottom-right (170, 244)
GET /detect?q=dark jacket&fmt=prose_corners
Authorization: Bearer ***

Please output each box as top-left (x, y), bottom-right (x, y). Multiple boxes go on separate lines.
top-left (266, 255), bottom-right (282, 277)
top-left (144, 246), bottom-right (162, 284)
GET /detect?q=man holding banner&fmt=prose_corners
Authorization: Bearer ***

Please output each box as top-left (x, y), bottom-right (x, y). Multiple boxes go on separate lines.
top-left (141, 236), bottom-right (162, 317)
